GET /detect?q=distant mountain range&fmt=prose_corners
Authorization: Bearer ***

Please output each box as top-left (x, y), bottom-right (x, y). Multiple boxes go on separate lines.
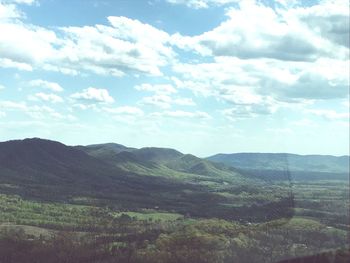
top-left (1, 138), bottom-right (284, 221)
top-left (207, 152), bottom-right (349, 173)
top-left (1, 137), bottom-right (347, 221)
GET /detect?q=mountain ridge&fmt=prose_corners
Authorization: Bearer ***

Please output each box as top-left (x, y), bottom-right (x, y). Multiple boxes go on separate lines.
top-left (2, 138), bottom-right (287, 221)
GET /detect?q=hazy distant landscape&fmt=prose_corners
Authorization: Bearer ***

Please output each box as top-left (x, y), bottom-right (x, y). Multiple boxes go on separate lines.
top-left (0, 0), bottom-right (349, 262)
top-left (0, 138), bottom-right (348, 263)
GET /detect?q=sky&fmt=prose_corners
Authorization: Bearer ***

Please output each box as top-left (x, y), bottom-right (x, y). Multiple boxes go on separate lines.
top-left (0, 0), bottom-right (349, 157)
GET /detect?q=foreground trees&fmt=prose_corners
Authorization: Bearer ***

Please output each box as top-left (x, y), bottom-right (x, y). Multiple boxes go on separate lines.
top-left (0, 216), bottom-right (348, 263)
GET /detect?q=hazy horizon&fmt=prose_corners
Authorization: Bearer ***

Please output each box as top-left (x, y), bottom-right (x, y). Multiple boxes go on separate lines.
top-left (1, 136), bottom-right (349, 158)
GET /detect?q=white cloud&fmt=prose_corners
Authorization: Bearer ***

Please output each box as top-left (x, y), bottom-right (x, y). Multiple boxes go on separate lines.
top-left (172, 55), bottom-right (349, 107)
top-left (135, 83), bottom-right (177, 94)
top-left (263, 72), bottom-right (349, 101)
top-left (0, 100), bottom-right (27, 110)
top-left (0, 8), bottom-right (174, 76)
top-left (222, 102), bottom-right (278, 121)
top-left (106, 16), bottom-right (170, 46)
top-left (25, 105), bottom-right (75, 121)
top-left (256, 58), bottom-right (349, 101)
top-left (1, 0), bottom-right (348, 128)
top-left (55, 16), bottom-right (174, 77)
top-left (275, 0), bottom-right (298, 8)
top-left (174, 98), bottom-right (196, 106)
top-left (0, 58), bottom-right (33, 71)
top-left (0, 2), bottom-right (21, 20)
top-left (171, 77), bottom-right (213, 97)
top-left (172, 58), bottom-right (263, 97)
top-left (72, 103), bottom-right (96, 110)
top-left (136, 83), bottom-right (196, 108)
top-left (171, 1), bottom-right (348, 61)
top-left (151, 110), bottom-right (211, 119)
top-left (139, 94), bottom-right (196, 108)
top-left (0, 84), bottom-right (5, 90)
top-left (140, 94), bottom-right (172, 109)
top-left (166, 0), bottom-right (238, 9)
top-left (3, 0), bottom-right (37, 5)
top-left (172, 59), bottom-right (286, 117)
top-left (28, 92), bottom-right (64, 103)
top-left (0, 23), bottom-right (57, 71)
top-left (28, 79), bottom-right (64, 92)
top-left (70, 87), bottom-right (115, 104)
top-left (0, 100), bottom-right (75, 121)
top-left (218, 85), bottom-right (263, 105)
top-left (293, 0), bottom-right (349, 48)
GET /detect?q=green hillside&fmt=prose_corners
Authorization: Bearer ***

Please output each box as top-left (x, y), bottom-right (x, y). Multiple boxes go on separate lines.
top-left (0, 138), bottom-right (293, 222)
top-left (80, 144), bottom-right (246, 182)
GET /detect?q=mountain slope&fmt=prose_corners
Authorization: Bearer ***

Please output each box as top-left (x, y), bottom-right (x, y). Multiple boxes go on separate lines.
top-left (75, 143), bottom-right (135, 163)
top-left (0, 138), bottom-right (295, 221)
top-left (131, 147), bottom-right (183, 163)
top-left (0, 138), bottom-right (197, 208)
top-left (79, 144), bottom-right (246, 183)
top-left (0, 138), bottom-right (119, 184)
top-left (78, 145), bottom-right (194, 179)
top-left (164, 154), bottom-right (244, 180)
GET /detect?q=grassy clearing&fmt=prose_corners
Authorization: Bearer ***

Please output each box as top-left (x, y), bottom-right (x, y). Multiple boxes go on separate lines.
top-left (112, 210), bottom-right (184, 221)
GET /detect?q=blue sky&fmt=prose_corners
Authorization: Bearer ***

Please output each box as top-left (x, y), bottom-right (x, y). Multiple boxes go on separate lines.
top-left (0, 0), bottom-right (349, 156)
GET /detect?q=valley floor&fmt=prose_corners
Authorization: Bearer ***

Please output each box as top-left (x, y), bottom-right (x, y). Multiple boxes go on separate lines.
top-left (0, 179), bottom-right (349, 263)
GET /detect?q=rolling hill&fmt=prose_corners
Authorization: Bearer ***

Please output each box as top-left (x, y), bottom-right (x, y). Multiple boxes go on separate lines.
top-left (0, 138), bottom-right (293, 221)
top-left (0, 138), bottom-right (198, 209)
top-left (77, 143), bottom-right (248, 185)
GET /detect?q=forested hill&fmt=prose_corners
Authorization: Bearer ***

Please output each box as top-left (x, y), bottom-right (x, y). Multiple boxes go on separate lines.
top-left (0, 138), bottom-right (294, 222)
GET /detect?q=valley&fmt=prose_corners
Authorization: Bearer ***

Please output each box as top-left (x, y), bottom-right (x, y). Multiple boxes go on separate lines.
top-left (0, 138), bottom-right (349, 263)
